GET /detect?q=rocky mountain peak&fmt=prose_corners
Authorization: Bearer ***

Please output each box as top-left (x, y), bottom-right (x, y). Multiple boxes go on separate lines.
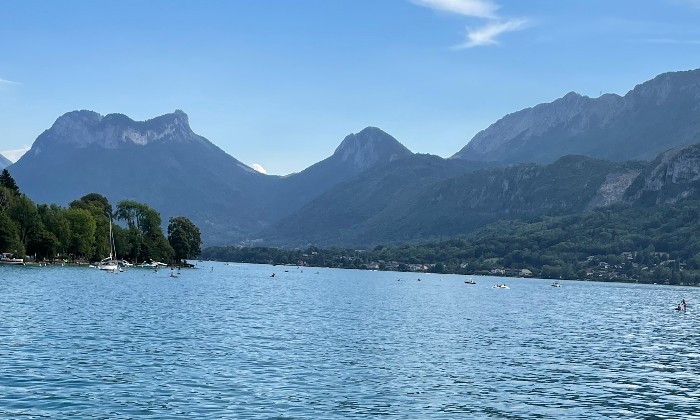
top-left (31, 110), bottom-right (199, 155)
top-left (628, 68), bottom-right (700, 106)
top-left (453, 92), bottom-right (596, 160)
top-left (50, 110), bottom-right (102, 136)
top-left (333, 127), bottom-right (412, 170)
top-left (453, 68), bottom-right (700, 164)
top-left (561, 91), bottom-right (583, 101)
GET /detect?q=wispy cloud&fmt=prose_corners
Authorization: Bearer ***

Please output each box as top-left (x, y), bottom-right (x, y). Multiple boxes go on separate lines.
top-left (0, 78), bottom-right (21, 94)
top-left (411, 0), bottom-right (528, 48)
top-left (0, 78), bottom-right (20, 86)
top-left (1, 146), bottom-right (31, 163)
top-left (411, 0), bottom-right (499, 19)
top-left (454, 19), bottom-right (527, 48)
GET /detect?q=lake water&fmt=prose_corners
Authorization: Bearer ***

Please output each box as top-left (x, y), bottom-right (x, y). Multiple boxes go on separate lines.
top-left (1, 263), bottom-right (698, 419)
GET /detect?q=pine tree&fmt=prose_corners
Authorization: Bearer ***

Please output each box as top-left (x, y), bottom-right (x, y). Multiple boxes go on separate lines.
top-left (0, 169), bottom-right (19, 194)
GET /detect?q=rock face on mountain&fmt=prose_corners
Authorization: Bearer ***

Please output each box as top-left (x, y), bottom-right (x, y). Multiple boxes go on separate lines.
top-left (625, 144), bottom-right (700, 205)
top-left (332, 127), bottom-right (412, 170)
top-left (0, 154), bottom-right (11, 169)
top-left (29, 109), bottom-right (204, 151)
top-left (454, 69), bottom-right (700, 164)
top-left (9, 112), bottom-right (414, 245)
top-left (10, 110), bottom-right (271, 244)
top-left (258, 155), bottom-right (640, 247)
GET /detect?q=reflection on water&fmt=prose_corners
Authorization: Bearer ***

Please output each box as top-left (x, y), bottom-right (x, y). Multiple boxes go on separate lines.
top-left (1, 264), bottom-right (698, 418)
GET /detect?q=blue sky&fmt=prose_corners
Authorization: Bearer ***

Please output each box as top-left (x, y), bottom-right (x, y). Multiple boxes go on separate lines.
top-left (2, 0), bottom-right (700, 175)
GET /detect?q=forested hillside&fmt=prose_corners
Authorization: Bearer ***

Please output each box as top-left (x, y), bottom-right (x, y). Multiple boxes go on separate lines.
top-left (204, 201), bottom-right (700, 284)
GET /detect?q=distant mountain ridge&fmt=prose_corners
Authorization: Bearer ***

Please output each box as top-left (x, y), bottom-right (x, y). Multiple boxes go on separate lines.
top-left (0, 153), bottom-right (11, 169)
top-left (257, 154), bottom-right (494, 246)
top-left (454, 69), bottom-right (700, 164)
top-left (9, 111), bottom-right (412, 245)
top-left (9, 67), bottom-right (700, 248)
top-left (258, 143), bottom-right (700, 248)
top-left (262, 127), bottom-right (413, 220)
top-left (257, 155), bottom-right (645, 247)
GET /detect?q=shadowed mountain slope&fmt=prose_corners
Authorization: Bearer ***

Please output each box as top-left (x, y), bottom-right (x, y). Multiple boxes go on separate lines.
top-left (10, 110), bottom-right (273, 244)
top-left (9, 112), bottom-right (413, 245)
top-left (0, 154), bottom-right (11, 169)
top-left (454, 69), bottom-right (700, 164)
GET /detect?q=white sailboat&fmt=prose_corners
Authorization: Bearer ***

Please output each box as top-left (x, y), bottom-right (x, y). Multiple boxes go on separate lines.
top-left (98, 220), bottom-right (118, 272)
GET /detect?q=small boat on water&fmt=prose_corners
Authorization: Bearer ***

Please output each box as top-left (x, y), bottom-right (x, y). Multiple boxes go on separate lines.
top-left (137, 261), bottom-right (168, 268)
top-left (492, 284), bottom-right (509, 289)
top-left (0, 252), bottom-right (25, 265)
top-left (98, 220), bottom-right (118, 272)
top-left (464, 278), bottom-right (476, 284)
top-left (551, 282), bottom-right (561, 287)
top-left (97, 256), bottom-right (118, 272)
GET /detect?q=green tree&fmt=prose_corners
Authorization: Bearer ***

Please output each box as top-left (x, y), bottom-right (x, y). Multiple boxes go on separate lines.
top-left (115, 200), bottom-right (150, 230)
top-left (167, 216), bottom-right (202, 262)
top-left (0, 169), bottom-right (19, 194)
top-left (0, 186), bottom-right (15, 212)
top-left (0, 212), bottom-right (23, 255)
top-left (70, 193), bottom-right (113, 218)
top-left (70, 193), bottom-right (113, 259)
top-left (116, 200), bottom-right (173, 262)
top-left (143, 233), bottom-right (174, 263)
top-left (8, 194), bottom-right (41, 249)
top-left (37, 204), bottom-right (71, 256)
top-left (64, 208), bottom-right (96, 258)
top-left (122, 225), bottom-right (144, 262)
top-left (112, 224), bottom-right (130, 261)
top-left (430, 262), bottom-right (445, 273)
top-left (27, 229), bottom-right (59, 260)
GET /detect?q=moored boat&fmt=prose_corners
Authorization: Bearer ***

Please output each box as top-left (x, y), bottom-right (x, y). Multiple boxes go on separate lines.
top-left (97, 219), bottom-right (118, 272)
top-left (137, 261), bottom-right (168, 268)
top-left (97, 257), bottom-right (118, 271)
top-left (0, 252), bottom-right (25, 265)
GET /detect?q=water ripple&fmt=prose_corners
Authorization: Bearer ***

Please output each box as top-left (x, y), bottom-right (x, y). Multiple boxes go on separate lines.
top-left (1, 265), bottom-right (699, 418)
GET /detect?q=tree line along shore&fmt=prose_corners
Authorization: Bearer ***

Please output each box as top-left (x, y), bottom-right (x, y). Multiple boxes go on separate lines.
top-left (0, 169), bottom-right (201, 265)
top-left (202, 202), bottom-right (700, 285)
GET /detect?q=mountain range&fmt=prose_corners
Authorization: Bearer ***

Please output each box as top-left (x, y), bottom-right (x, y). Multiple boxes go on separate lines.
top-left (0, 153), bottom-right (11, 169)
top-left (8, 68), bottom-right (700, 247)
top-left (9, 112), bottom-right (411, 245)
top-left (453, 69), bottom-right (700, 164)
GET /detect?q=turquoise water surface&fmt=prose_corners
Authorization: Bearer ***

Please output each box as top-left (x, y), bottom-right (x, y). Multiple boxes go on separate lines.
top-left (1, 263), bottom-right (698, 418)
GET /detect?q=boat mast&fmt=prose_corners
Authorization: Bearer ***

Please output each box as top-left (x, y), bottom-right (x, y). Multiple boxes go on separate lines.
top-left (109, 218), bottom-right (115, 260)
